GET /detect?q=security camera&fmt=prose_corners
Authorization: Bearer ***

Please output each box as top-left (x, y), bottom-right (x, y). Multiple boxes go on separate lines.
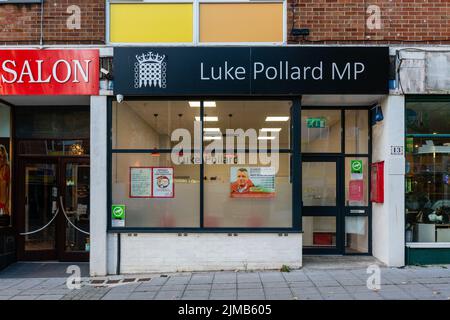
top-left (116, 94), bottom-right (124, 103)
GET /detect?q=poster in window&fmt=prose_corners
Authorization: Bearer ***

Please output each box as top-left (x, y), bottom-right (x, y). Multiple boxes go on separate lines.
top-left (0, 138), bottom-right (11, 219)
top-left (129, 167), bottom-right (152, 198)
top-left (152, 167), bottom-right (174, 198)
top-left (230, 167), bottom-right (275, 198)
top-left (348, 180), bottom-right (364, 205)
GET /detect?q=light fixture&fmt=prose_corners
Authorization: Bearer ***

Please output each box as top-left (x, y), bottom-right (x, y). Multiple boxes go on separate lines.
top-left (204, 101), bottom-right (216, 107)
top-left (70, 143), bottom-right (84, 155)
top-left (189, 101), bottom-right (200, 107)
top-left (204, 136), bottom-right (222, 141)
top-left (203, 128), bottom-right (221, 132)
top-left (260, 128), bottom-right (282, 132)
top-left (258, 136), bottom-right (276, 140)
top-left (371, 104), bottom-right (384, 125)
top-left (189, 101), bottom-right (216, 107)
top-left (265, 116), bottom-right (289, 122)
top-left (195, 116), bottom-right (218, 122)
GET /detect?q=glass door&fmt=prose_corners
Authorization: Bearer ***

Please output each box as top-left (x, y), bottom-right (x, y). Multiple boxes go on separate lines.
top-left (18, 159), bottom-right (59, 260)
top-left (17, 157), bottom-right (90, 261)
top-left (302, 157), bottom-right (342, 254)
top-left (58, 158), bottom-right (90, 261)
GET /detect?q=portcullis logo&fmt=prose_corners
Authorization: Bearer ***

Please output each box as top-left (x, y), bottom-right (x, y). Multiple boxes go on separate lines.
top-left (134, 51), bottom-right (167, 89)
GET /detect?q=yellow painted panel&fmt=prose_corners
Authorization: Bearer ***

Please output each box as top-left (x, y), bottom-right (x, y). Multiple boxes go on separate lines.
top-left (110, 4), bottom-right (193, 43)
top-left (200, 3), bottom-right (284, 43)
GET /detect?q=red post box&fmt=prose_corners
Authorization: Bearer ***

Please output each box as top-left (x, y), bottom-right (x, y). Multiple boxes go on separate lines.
top-left (370, 161), bottom-right (384, 203)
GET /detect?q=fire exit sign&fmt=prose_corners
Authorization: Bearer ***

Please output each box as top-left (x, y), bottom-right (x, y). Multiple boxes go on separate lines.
top-left (306, 117), bottom-right (326, 128)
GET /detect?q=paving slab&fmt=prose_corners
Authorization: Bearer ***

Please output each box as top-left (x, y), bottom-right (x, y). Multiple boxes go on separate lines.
top-left (154, 290), bottom-right (184, 300)
top-left (36, 294), bottom-right (64, 300)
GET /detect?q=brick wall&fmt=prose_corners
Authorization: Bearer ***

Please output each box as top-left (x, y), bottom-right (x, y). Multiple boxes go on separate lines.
top-left (288, 0), bottom-right (450, 44)
top-left (0, 1), bottom-right (104, 45)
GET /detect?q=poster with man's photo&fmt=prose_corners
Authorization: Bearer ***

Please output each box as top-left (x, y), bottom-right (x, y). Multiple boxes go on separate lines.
top-left (230, 167), bottom-right (275, 198)
top-left (0, 138), bottom-right (11, 218)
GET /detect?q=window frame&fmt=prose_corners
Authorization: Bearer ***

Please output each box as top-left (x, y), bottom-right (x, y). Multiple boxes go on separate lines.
top-left (107, 0), bottom-right (287, 45)
top-left (107, 96), bottom-right (301, 233)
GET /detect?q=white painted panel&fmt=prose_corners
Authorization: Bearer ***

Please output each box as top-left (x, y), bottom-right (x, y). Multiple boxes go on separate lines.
top-left (118, 233), bottom-right (302, 274)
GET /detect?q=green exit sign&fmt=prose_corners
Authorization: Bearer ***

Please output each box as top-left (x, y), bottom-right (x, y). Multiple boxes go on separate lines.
top-left (306, 117), bottom-right (326, 128)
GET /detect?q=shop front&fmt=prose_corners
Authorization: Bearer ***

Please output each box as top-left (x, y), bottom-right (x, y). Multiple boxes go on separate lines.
top-left (405, 95), bottom-right (450, 264)
top-left (99, 46), bottom-right (389, 273)
top-left (0, 49), bottom-right (99, 265)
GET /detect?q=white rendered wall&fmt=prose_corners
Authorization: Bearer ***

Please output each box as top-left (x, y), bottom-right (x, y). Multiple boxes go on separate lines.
top-left (115, 233), bottom-right (302, 274)
top-left (372, 95), bottom-right (405, 267)
top-left (90, 96), bottom-right (108, 276)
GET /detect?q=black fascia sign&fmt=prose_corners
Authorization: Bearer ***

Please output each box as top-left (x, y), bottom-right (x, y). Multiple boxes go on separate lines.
top-left (113, 47), bottom-right (389, 96)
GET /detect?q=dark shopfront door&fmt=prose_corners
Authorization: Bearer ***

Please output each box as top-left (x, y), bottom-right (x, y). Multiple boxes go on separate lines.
top-left (300, 108), bottom-right (372, 255)
top-left (302, 156), bottom-right (343, 254)
top-left (17, 157), bottom-right (90, 262)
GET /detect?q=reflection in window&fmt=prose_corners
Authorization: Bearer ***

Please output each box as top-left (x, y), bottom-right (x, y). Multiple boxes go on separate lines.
top-left (345, 110), bottom-right (368, 154)
top-left (405, 100), bottom-right (450, 242)
top-left (303, 216), bottom-right (336, 248)
top-left (112, 153), bottom-right (200, 228)
top-left (302, 162), bottom-right (336, 206)
top-left (112, 101), bottom-right (199, 150)
top-left (204, 154), bottom-right (292, 228)
top-left (17, 140), bottom-right (90, 156)
top-left (110, 100), bottom-right (294, 230)
top-left (345, 216), bottom-right (368, 253)
top-left (15, 106), bottom-right (89, 139)
top-left (301, 110), bottom-right (341, 153)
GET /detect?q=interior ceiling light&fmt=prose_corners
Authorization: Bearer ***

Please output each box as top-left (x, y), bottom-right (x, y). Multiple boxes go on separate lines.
top-left (203, 128), bottom-right (221, 132)
top-left (260, 128), bottom-right (282, 132)
top-left (265, 116), bottom-right (289, 122)
top-left (195, 116), bottom-right (218, 122)
top-left (189, 101), bottom-right (216, 107)
top-left (204, 136), bottom-right (222, 141)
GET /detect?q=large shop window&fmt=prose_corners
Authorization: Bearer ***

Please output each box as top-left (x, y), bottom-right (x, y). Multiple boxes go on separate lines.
top-left (110, 100), bottom-right (293, 230)
top-left (405, 98), bottom-right (450, 243)
top-left (15, 106), bottom-right (90, 156)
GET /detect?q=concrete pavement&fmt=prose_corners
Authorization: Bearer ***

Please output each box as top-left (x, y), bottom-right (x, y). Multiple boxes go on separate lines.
top-left (0, 259), bottom-right (449, 300)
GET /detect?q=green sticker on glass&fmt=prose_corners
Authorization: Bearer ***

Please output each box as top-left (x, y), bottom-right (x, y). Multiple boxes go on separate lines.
top-left (351, 160), bottom-right (363, 174)
top-left (112, 205), bottom-right (125, 227)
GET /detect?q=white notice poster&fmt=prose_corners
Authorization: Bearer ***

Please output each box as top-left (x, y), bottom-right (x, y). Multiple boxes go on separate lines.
top-left (130, 167), bottom-right (152, 198)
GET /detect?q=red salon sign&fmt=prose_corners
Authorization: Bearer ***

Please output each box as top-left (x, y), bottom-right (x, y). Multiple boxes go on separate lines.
top-left (0, 50), bottom-right (99, 95)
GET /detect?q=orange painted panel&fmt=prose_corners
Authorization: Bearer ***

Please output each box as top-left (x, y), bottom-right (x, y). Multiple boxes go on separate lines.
top-left (200, 3), bottom-right (284, 43)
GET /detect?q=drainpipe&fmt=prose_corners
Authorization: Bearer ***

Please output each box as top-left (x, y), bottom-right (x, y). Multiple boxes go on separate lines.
top-left (116, 233), bottom-right (121, 275)
top-left (39, 0), bottom-right (45, 47)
